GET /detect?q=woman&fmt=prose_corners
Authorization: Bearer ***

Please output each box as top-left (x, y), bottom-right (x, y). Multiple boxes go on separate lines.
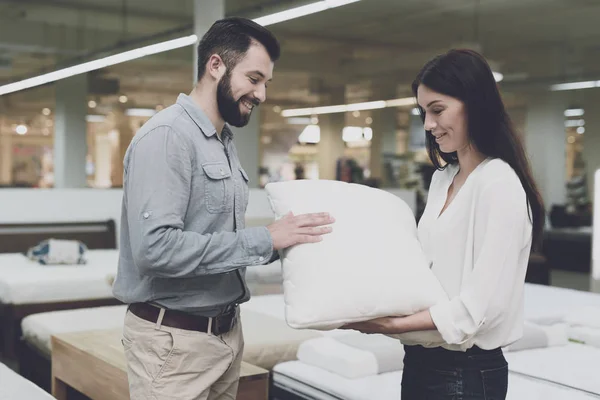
top-left (341, 49), bottom-right (545, 399)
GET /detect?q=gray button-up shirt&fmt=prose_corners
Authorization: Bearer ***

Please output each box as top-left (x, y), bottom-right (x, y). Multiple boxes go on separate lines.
top-left (112, 94), bottom-right (274, 316)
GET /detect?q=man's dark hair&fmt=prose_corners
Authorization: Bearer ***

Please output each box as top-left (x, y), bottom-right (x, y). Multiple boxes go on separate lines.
top-left (196, 17), bottom-right (280, 81)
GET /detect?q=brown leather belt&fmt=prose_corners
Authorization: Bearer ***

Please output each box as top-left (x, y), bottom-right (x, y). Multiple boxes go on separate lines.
top-left (128, 303), bottom-right (237, 335)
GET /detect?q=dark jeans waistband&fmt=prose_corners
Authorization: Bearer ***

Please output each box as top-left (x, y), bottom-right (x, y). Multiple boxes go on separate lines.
top-left (404, 345), bottom-right (505, 369)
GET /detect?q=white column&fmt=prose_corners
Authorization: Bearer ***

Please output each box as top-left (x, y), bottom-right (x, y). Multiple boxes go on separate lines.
top-left (583, 91), bottom-right (600, 202)
top-left (524, 92), bottom-right (567, 209)
top-left (232, 108), bottom-right (260, 187)
top-left (54, 74), bottom-right (88, 188)
top-left (369, 82), bottom-right (398, 183)
top-left (193, 0), bottom-right (224, 84)
top-left (0, 117), bottom-right (11, 185)
top-left (317, 87), bottom-right (346, 180)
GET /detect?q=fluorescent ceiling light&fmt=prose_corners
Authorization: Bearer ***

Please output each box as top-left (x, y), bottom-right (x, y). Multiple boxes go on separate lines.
top-left (253, 0), bottom-right (360, 26)
top-left (281, 96), bottom-right (416, 117)
top-left (125, 108), bottom-right (157, 117)
top-left (564, 108), bottom-right (585, 117)
top-left (565, 119), bottom-right (585, 128)
top-left (286, 117), bottom-right (313, 125)
top-left (0, 0), bottom-right (361, 96)
top-left (550, 81), bottom-right (600, 91)
top-left (0, 35), bottom-right (197, 96)
top-left (86, 115), bottom-right (106, 123)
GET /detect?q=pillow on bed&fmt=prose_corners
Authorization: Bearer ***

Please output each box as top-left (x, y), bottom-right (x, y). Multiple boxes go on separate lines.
top-left (265, 180), bottom-right (448, 330)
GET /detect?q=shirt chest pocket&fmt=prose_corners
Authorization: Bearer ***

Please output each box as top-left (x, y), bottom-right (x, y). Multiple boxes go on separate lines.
top-left (202, 162), bottom-right (233, 214)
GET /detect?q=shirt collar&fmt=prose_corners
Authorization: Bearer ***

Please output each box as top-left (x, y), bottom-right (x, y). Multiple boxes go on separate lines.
top-left (177, 93), bottom-right (234, 141)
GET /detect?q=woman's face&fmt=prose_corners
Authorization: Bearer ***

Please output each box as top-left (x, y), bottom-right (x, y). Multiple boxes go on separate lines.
top-left (417, 84), bottom-right (469, 154)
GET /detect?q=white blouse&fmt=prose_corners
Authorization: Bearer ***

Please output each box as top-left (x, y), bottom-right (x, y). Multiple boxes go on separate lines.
top-left (419, 158), bottom-right (533, 351)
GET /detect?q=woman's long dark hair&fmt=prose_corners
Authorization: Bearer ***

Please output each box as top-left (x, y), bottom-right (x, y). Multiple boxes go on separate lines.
top-left (412, 49), bottom-right (545, 250)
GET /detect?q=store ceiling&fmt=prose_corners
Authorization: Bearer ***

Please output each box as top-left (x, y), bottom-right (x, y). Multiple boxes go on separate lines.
top-left (0, 0), bottom-right (598, 144)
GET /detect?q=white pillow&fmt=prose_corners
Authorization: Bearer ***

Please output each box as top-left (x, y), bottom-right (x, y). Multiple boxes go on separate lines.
top-left (265, 180), bottom-right (448, 330)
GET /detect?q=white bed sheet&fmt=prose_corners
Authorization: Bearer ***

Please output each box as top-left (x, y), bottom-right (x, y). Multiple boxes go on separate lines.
top-left (0, 249), bottom-right (118, 304)
top-left (0, 362), bottom-right (55, 400)
top-left (524, 283), bottom-right (600, 324)
top-left (272, 360), bottom-right (600, 400)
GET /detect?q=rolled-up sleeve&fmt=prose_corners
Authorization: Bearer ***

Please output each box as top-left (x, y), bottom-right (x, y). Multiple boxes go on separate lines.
top-left (429, 177), bottom-right (529, 345)
top-left (125, 126), bottom-right (273, 278)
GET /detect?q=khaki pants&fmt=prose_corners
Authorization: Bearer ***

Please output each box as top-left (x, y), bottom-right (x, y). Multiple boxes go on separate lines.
top-left (122, 308), bottom-right (244, 400)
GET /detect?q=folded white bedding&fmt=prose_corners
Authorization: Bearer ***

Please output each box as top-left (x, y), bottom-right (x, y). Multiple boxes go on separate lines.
top-left (567, 326), bottom-right (600, 349)
top-left (503, 322), bottom-right (568, 352)
top-left (565, 306), bottom-right (600, 329)
top-left (297, 333), bottom-right (404, 379)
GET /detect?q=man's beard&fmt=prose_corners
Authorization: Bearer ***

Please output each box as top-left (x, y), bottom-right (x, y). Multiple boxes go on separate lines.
top-left (217, 71), bottom-right (256, 128)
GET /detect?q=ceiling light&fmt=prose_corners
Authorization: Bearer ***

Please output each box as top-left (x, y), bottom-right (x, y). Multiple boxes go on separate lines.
top-left (281, 97), bottom-right (416, 117)
top-left (287, 117), bottom-right (313, 125)
top-left (118, 95), bottom-right (128, 103)
top-left (0, 1), bottom-right (361, 96)
top-left (86, 115), bottom-right (106, 123)
top-left (577, 127), bottom-right (585, 134)
top-left (88, 100), bottom-right (97, 108)
top-left (42, 108), bottom-right (51, 116)
top-left (125, 108), bottom-right (156, 117)
top-left (565, 119), bottom-right (585, 128)
top-left (550, 81), bottom-right (600, 91)
top-left (492, 71), bottom-right (503, 82)
top-left (15, 124), bottom-right (27, 135)
top-left (564, 108), bottom-right (584, 117)
top-left (253, 0), bottom-right (360, 26)
top-left (0, 35), bottom-right (198, 96)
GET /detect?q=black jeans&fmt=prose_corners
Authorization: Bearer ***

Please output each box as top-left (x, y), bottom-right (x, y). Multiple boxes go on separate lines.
top-left (401, 345), bottom-right (508, 400)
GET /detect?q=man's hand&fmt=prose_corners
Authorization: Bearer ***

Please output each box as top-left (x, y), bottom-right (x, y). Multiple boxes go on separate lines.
top-left (267, 212), bottom-right (334, 250)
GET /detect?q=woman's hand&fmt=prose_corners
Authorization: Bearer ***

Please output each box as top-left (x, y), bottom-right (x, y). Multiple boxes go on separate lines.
top-left (340, 316), bottom-right (405, 334)
top-left (339, 310), bottom-right (437, 335)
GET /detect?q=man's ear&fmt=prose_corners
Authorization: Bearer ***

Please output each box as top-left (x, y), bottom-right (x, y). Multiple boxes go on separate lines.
top-left (207, 54), bottom-right (226, 80)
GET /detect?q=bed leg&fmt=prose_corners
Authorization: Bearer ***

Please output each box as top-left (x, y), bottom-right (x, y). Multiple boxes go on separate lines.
top-left (52, 376), bottom-right (68, 400)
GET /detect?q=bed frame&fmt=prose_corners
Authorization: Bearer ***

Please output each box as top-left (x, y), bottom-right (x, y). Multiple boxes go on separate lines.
top-left (0, 220), bottom-right (122, 363)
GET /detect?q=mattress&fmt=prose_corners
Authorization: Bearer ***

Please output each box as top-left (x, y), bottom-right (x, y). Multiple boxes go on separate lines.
top-left (0, 362), bottom-right (55, 400)
top-left (505, 343), bottom-right (600, 396)
top-left (21, 304), bottom-right (128, 357)
top-left (21, 294), bottom-right (334, 370)
top-left (523, 283), bottom-right (600, 324)
top-left (272, 360), bottom-right (600, 400)
top-left (0, 249), bottom-right (118, 304)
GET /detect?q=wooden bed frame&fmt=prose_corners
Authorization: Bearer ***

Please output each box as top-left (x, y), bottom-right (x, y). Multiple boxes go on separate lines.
top-left (0, 220), bottom-right (122, 363)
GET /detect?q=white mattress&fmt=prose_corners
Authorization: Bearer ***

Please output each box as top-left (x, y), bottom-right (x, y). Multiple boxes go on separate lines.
top-left (21, 305), bottom-right (128, 357)
top-left (506, 343), bottom-right (600, 396)
top-left (524, 283), bottom-right (600, 324)
top-left (21, 294), bottom-right (338, 370)
top-left (0, 249), bottom-right (118, 304)
top-left (0, 362), bottom-right (55, 400)
top-left (272, 360), bottom-right (600, 400)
